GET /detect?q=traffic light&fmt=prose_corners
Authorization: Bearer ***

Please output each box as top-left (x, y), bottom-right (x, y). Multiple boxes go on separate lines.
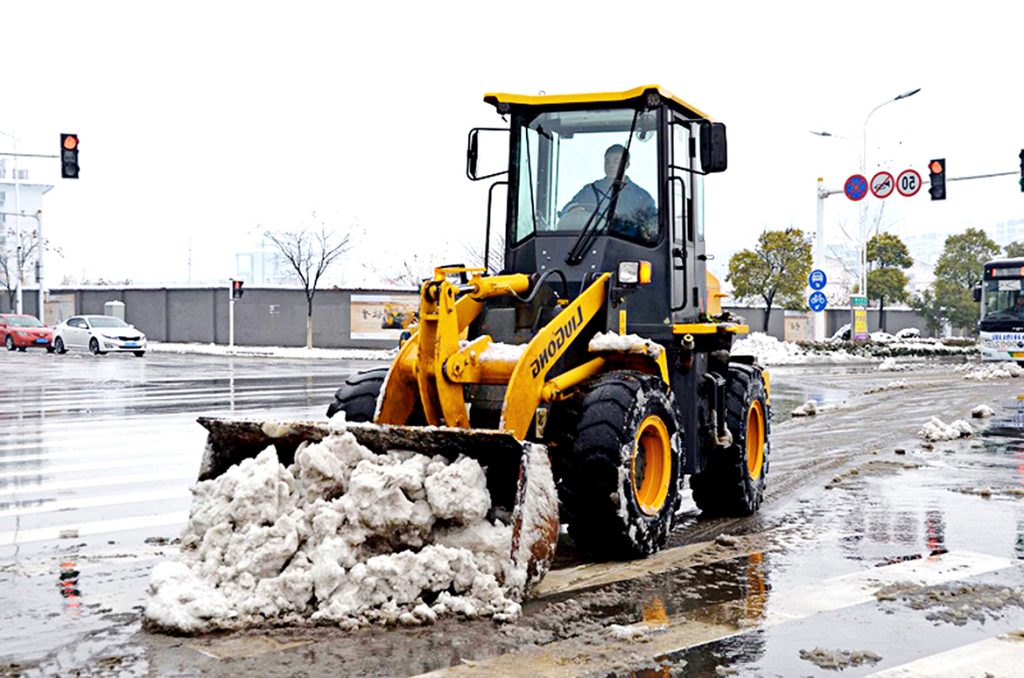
top-left (232, 279), bottom-right (244, 299)
top-left (60, 133), bottom-right (79, 179)
top-left (928, 158), bottom-right (946, 200)
top-left (1019, 150), bottom-right (1023, 193)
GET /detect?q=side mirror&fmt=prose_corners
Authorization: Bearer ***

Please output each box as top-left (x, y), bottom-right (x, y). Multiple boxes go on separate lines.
top-left (972, 286), bottom-right (982, 303)
top-left (467, 131), bottom-right (480, 179)
top-left (466, 127), bottom-right (509, 181)
top-left (699, 121), bottom-right (728, 173)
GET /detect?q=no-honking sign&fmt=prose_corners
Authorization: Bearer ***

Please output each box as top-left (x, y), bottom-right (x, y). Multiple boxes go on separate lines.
top-left (870, 171), bottom-right (894, 199)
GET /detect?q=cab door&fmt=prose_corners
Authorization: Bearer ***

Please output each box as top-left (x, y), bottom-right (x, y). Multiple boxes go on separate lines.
top-left (670, 118), bottom-right (696, 319)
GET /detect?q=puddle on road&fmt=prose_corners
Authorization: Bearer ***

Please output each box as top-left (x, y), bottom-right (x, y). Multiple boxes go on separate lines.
top-left (768, 379), bottom-right (850, 424)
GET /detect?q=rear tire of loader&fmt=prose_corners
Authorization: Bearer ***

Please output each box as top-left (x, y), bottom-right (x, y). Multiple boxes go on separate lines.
top-left (560, 371), bottom-right (682, 560)
top-left (690, 363), bottom-right (769, 517)
top-left (326, 367), bottom-right (389, 421)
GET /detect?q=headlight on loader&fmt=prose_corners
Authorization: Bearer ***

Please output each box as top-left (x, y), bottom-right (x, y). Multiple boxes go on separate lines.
top-left (617, 260), bottom-right (652, 286)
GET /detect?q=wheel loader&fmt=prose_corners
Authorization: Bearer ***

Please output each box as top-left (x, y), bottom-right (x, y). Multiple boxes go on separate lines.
top-left (198, 85), bottom-right (770, 593)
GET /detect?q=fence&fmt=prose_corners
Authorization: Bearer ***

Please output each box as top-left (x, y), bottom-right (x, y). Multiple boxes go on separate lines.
top-left (2, 286), bottom-right (936, 349)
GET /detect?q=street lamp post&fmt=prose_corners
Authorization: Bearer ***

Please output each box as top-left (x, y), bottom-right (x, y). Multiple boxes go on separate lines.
top-left (809, 131), bottom-right (859, 342)
top-left (811, 88), bottom-right (920, 332)
top-left (859, 88), bottom-right (921, 298)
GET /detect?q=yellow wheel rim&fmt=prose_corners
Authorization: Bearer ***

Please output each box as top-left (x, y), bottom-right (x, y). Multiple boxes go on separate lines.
top-left (632, 415), bottom-right (672, 516)
top-left (746, 400), bottom-right (765, 480)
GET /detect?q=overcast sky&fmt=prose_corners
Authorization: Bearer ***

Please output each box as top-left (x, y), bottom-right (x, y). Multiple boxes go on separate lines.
top-left (3, 1), bottom-right (1023, 287)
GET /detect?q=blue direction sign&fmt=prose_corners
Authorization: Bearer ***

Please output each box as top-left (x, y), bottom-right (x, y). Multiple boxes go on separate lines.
top-left (809, 291), bottom-right (828, 312)
top-left (808, 269), bottom-right (827, 290)
top-left (844, 174), bottom-right (868, 201)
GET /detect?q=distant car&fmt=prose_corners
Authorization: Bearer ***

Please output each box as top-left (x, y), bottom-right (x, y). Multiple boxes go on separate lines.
top-left (895, 327), bottom-right (921, 340)
top-left (830, 324), bottom-right (851, 341)
top-left (870, 331), bottom-right (897, 343)
top-left (52, 315), bottom-right (147, 356)
top-left (0, 313), bottom-right (53, 352)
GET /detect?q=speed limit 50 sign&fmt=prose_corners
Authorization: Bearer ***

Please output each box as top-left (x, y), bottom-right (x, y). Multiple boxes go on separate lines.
top-left (897, 169), bottom-right (922, 197)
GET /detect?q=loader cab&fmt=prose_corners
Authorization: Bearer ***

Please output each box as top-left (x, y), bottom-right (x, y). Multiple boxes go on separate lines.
top-left (472, 85), bottom-right (727, 340)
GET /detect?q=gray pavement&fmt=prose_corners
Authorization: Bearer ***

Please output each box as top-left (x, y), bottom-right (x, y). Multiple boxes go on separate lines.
top-left (4, 352), bottom-right (1024, 676)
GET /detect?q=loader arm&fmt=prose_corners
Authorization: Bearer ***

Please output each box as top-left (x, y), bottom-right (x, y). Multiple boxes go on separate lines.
top-left (376, 268), bottom-right (532, 427)
top-left (376, 268), bottom-right (610, 441)
top-left (500, 273), bottom-right (609, 438)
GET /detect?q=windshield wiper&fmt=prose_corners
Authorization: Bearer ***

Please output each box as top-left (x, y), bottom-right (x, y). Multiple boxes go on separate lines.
top-left (566, 109), bottom-right (641, 265)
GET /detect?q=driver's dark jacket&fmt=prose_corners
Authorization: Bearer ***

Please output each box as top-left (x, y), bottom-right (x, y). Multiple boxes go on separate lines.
top-left (560, 177), bottom-right (656, 239)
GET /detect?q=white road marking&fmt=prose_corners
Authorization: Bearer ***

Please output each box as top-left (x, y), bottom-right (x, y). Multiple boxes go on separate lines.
top-left (766, 550), bottom-right (1014, 623)
top-left (0, 510), bottom-right (190, 546)
top-left (423, 550), bottom-right (1017, 677)
top-left (0, 470), bottom-right (197, 498)
top-left (868, 632), bottom-right (1024, 677)
top-left (0, 487), bottom-right (188, 518)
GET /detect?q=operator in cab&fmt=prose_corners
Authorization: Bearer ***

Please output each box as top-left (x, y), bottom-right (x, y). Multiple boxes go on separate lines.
top-left (559, 144), bottom-right (657, 242)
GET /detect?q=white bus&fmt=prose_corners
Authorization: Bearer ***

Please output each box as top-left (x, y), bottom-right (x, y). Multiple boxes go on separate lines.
top-left (978, 258), bottom-right (1024, 362)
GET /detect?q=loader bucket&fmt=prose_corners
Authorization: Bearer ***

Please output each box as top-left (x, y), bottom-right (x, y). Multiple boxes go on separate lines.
top-left (195, 417), bottom-right (559, 594)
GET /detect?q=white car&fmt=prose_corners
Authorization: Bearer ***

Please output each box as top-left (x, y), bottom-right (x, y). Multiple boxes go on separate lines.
top-left (53, 315), bottom-right (147, 356)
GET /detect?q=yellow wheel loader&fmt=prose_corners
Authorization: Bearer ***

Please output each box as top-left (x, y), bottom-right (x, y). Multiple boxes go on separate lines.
top-left (199, 85), bottom-right (770, 591)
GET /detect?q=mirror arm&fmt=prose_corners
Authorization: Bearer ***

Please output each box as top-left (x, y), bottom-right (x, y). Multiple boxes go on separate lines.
top-left (484, 181), bottom-right (508, 274)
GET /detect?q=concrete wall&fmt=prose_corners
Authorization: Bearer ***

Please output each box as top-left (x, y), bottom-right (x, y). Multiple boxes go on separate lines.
top-left (3, 287), bottom-right (938, 347)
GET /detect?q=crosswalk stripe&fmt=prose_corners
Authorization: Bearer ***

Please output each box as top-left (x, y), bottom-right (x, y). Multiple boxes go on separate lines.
top-left (0, 470), bottom-right (197, 498)
top-left (867, 632), bottom-right (1024, 677)
top-left (420, 550), bottom-right (1016, 677)
top-left (0, 487), bottom-right (189, 519)
top-left (0, 510), bottom-right (190, 546)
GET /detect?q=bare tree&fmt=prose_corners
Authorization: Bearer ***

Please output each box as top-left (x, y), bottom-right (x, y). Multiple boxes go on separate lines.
top-left (462, 231), bottom-right (506, 275)
top-left (263, 216), bottom-right (351, 348)
top-left (0, 225), bottom-right (41, 311)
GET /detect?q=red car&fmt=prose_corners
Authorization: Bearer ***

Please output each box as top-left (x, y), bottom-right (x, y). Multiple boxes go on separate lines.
top-left (1, 314), bottom-right (54, 352)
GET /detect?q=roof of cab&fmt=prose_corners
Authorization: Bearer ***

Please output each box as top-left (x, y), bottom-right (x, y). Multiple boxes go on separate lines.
top-left (483, 84), bottom-right (711, 120)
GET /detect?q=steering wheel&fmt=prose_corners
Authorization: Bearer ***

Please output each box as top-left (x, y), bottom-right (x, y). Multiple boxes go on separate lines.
top-left (555, 204), bottom-right (598, 231)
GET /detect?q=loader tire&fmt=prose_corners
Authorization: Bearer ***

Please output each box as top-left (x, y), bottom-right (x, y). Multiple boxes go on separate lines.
top-left (326, 367), bottom-right (389, 421)
top-left (560, 371), bottom-right (682, 560)
top-left (690, 363), bottom-right (769, 517)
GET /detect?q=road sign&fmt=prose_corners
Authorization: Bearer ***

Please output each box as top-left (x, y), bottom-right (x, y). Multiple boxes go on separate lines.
top-left (808, 269), bottom-right (827, 290)
top-left (897, 169), bottom-right (922, 197)
top-left (809, 291), bottom-right (827, 312)
top-left (870, 171), bottom-right (894, 199)
top-left (844, 174), bottom-right (868, 201)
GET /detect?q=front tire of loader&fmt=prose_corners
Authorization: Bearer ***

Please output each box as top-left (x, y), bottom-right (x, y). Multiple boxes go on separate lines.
top-left (326, 367), bottom-right (389, 421)
top-left (560, 371), bottom-right (682, 560)
top-left (690, 363), bottom-right (769, 517)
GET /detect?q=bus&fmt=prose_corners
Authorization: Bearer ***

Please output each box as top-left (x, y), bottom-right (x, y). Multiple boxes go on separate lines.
top-left (978, 258), bottom-right (1024, 362)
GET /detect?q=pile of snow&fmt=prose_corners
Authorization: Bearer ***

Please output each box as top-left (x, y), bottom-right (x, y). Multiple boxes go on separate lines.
top-left (589, 331), bottom-right (664, 357)
top-left (791, 400), bottom-right (818, 417)
top-left (870, 331), bottom-right (897, 344)
top-left (145, 428), bottom-right (541, 633)
top-left (732, 333), bottom-right (808, 365)
top-left (971, 404), bottom-right (996, 418)
top-left (959, 362), bottom-right (1024, 380)
top-left (151, 342), bottom-right (395, 361)
top-left (877, 357), bottom-right (907, 372)
top-left (477, 341), bottom-right (528, 363)
top-left (918, 417), bottom-right (973, 442)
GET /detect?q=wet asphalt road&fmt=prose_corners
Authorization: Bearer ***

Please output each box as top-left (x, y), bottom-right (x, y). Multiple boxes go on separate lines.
top-left (5, 351), bottom-right (1024, 676)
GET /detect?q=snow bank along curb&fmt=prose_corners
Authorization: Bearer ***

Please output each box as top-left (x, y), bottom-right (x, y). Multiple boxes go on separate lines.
top-left (145, 426), bottom-right (544, 633)
top-left (957, 362), bottom-right (1024, 380)
top-left (732, 333), bottom-right (977, 367)
top-left (150, 342), bottom-right (396, 361)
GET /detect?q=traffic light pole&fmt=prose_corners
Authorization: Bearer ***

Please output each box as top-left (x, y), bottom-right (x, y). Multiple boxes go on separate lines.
top-left (228, 280), bottom-right (236, 348)
top-left (814, 179), bottom-right (845, 341)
